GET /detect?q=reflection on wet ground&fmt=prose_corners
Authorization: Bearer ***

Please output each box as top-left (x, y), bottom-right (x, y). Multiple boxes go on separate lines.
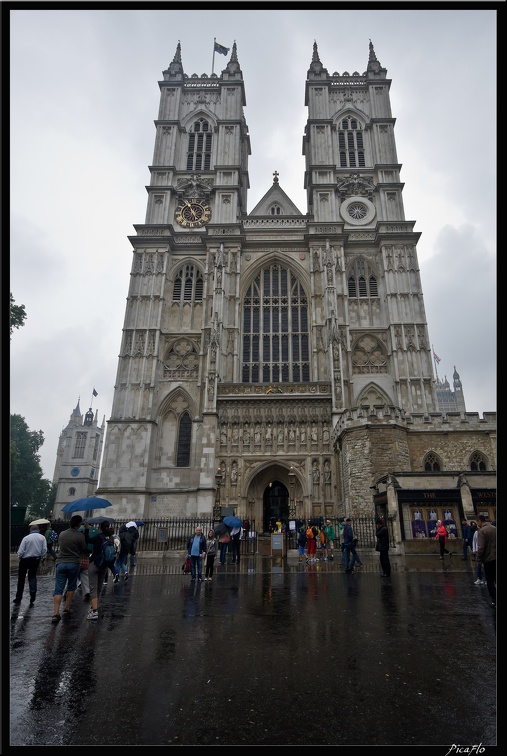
top-left (9, 554), bottom-right (496, 747)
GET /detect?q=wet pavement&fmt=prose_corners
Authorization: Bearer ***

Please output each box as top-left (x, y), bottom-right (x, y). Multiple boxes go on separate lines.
top-left (8, 553), bottom-right (496, 748)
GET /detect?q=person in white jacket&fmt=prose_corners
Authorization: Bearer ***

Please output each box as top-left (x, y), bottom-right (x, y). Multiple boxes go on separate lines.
top-left (472, 528), bottom-right (484, 585)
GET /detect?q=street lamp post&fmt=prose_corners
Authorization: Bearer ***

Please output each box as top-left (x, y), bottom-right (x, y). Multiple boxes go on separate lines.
top-left (288, 466), bottom-right (296, 519)
top-left (213, 467), bottom-right (224, 521)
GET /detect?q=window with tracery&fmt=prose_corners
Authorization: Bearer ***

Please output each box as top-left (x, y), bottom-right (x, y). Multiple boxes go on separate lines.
top-left (424, 452), bottom-right (441, 472)
top-left (73, 432), bottom-right (87, 458)
top-left (470, 452), bottom-right (487, 471)
top-left (176, 412), bottom-right (192, 467)
top-left (338, 117), bottom-right (365, 168)
top-left (186, 118), bottom-right (212, 171)
top-left (172, 265), bottom-right (203, 302)
top-left (347, 259), bottom-right (378, 299)
top-left (242, 264), bottom-right (309, 383)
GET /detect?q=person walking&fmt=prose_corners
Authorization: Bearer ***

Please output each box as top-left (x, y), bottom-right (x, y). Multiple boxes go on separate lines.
top-left (44, 525), bottom-right (58, 561)
top-left (338, 517), bottom-right (347, 567)
top-left (186, 526), bottom-right (206, 582)
top-left (469, 520), bottom-right (478, 559)
top-left (103, 528), bottom-right (120, 585)
top-left (471, 526), bottom-right (484, 586)
top-left (204, 529), bottom-right (218, 581)
top-left (324, 519), bottom-right (336, 560)
top-left (476, 515), bottom-right (496, 607)
top-left (13, 523), bottom-right (47, 606)
top-left (306, 522), bottom-right (317, 562)
top-left (461, 519), bottom-right (472, 560)
top-left (51, 515), bottom-right (89, 623)
top-left (375, 517), bottom-right (391, 577)
top-left (297, 526), bottom-right (307, 563)
top-left (230, 525), bottom-right (241, 565)
top-left (435, 520), bottom-right (452, 559)
top-left (87, 523), bottom-right (116, 621)
top-left (343, 517), bottom-right (363, 572)
top-left (318, 525), bottom-right (328, 560)
top-left (77, 521), bottom-right (99, 601)
top-left (116, 522), bottom-right (138, 580)
top-left (124, 521), bottom-right (139, 570)
top-left (219, 530), bottom-right (231, 565)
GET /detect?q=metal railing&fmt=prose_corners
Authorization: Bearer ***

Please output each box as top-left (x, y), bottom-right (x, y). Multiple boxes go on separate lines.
top-left (10, 518), bottom-right (258, 555)
top-left (10, 516), bottom-right (393, 554)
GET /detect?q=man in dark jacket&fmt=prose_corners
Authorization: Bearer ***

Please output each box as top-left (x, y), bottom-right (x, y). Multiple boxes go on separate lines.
top-left (343, 517), bottom-right (363, 573)
top-left (476, 516), bottom-right (496, 607)
top-left (461, 519), bottom-right (472, 560)
top-left (375, 518), bottom-right (391, 577)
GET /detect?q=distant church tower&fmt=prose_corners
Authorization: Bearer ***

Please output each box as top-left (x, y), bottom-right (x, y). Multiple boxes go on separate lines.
top-left (53, 400), bottom-right (105, 517)
top-left (97, 40), bottom-right (495, 536)
top-left (435, 366), bottom-right (466, 414)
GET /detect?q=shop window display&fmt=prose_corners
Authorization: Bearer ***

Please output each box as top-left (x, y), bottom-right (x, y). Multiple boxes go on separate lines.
top-left (410, 506), bottom-right (457, 539)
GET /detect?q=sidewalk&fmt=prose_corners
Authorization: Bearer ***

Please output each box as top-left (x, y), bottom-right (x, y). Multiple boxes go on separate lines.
top-left (9, 551), bottom-right (496, 747)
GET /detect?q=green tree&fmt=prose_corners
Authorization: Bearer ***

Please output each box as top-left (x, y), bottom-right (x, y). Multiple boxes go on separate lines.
top-left (10, 414), bottom-right (53, 519)
top-left (10, 293), bottom-right (27, 339)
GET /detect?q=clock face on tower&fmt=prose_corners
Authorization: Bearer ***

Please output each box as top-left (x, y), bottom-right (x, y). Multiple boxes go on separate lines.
top-left (175, 198), bottom-right (211, 228)
top-left (70, 467), bottom-right (80, 477)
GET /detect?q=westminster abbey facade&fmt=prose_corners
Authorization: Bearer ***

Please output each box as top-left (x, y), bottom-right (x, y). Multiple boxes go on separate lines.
top-left (91, 41), bottom-right (496, 551)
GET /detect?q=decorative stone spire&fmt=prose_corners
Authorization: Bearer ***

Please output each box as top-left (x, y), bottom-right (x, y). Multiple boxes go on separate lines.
top-left (366, 39), bottom-right (386, 77)
top-left (368, 39), bottom-right (377, 63)
top-left (308, 40), bottom-right (327, 75)
top-left (273, 170), bottom-right (279, 184)
top-left (225, 41), bottom-right (241, 75)
top-left (164, 40), bottom-right (184, 78)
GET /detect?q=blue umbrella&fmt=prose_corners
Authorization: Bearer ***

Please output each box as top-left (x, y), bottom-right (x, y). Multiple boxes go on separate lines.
top-left (135, 520), bottom-right (145, 526)
top-left (61, 497), bottom-right (113, 514)
top-left (223, 515), bottom-right (242, 528)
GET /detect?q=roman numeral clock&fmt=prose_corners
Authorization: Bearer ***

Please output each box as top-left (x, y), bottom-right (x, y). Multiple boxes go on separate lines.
top-left (175, 197), bottom-right (212, 229)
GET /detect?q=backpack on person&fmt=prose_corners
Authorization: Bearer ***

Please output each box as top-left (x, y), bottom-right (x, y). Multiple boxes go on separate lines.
top-left (94, 537), bottom-right (116, 567)
top-left (306, 526), bottom-right (315, 540)
top-left (49, 530), bottom-right (58, 542)
top-left (113, 535), bottom-right (121, 555)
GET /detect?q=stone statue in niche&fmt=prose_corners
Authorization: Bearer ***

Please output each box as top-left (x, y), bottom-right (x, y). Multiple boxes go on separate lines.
top-left (230, 461), bottom-right (238, 484)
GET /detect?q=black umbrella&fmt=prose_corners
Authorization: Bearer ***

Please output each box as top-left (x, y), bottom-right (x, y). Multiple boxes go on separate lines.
top-left (86, 516), bottom-right (116, 525)
top-left (213, 522), bottom-right (229, 536)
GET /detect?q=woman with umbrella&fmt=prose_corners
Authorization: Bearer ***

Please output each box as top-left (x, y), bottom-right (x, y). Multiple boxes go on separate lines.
top-left (224, 516), bottom-right (243, 566)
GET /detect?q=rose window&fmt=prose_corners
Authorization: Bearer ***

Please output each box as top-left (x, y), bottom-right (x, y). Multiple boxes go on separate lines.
top-left (347, 203), bottom-right (368, 220)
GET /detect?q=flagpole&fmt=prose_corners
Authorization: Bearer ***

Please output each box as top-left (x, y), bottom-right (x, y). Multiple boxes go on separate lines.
top-left (212, 37), bottom-right (216, 75)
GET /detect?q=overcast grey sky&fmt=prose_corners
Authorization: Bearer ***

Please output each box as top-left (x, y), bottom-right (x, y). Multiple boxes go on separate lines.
top-left (10, 8), bottom-right (497, 481)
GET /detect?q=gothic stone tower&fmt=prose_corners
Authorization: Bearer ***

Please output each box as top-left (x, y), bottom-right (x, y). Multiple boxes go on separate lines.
top-left (97, 42), bottom-right (496, 540)
top-left (53, 401), bottom-right (105, 516)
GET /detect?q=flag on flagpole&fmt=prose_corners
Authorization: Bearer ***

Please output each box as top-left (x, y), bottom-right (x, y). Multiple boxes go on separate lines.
top-left (92, 388), bottom-right (98, 397)
top-left (214, 41), bottom-right (229, 55)
top-left (433, 351), bottom-right (441, 364)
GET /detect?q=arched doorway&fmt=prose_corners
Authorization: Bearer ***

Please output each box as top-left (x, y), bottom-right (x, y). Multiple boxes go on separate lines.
top-left (263, 480), bottom-right (289, 532)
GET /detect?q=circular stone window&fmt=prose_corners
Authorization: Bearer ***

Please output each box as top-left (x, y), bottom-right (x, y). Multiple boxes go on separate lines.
top-left (340, 196), bottom-right (376, 225)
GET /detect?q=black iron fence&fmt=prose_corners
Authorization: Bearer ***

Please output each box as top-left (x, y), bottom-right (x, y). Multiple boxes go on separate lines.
top-left (10, 516), bottom-right (394, 555)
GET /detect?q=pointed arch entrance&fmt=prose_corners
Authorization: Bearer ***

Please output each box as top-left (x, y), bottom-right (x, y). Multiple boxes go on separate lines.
top-left (263, 480), bottom-right (289, 532)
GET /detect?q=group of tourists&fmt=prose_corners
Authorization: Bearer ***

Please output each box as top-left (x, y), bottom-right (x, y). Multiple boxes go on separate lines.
top-left (12, 515), bottom-right (139, 623)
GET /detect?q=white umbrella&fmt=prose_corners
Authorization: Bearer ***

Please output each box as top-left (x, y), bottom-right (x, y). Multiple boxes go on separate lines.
top-left (125, 521), bottom-right (137, 528)
top-left (28, 518), bottom-right (51, 526)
